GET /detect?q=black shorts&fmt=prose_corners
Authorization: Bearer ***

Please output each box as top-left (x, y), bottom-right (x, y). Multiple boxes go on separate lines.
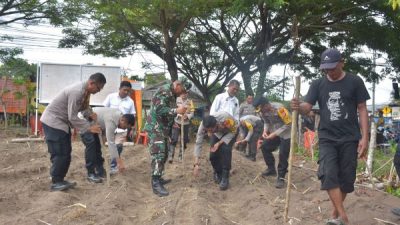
top-left (318, 139), bottom-right (358, 193)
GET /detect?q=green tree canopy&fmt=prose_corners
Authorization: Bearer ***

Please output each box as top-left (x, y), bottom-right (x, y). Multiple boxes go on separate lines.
top-left (57, 0), bottom-right (400, 101)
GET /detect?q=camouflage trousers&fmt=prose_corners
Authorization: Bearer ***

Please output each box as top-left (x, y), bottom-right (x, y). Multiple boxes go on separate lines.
top-left (147, 130), bottom-right (169, 177)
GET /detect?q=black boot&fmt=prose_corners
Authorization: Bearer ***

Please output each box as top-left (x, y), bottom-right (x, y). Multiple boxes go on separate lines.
top-left (219, 170), bottom-right (229, 191)
top-left (159, 177), bottom-right (172, 185)
top-left (275, 177), bottom-right (285, 189)
top-left (213, 171), bottom-right (222, 184)
top-left (96, 166), bottom-right (106, 178)
top-left (262, 168), bottom-right (277, 177)
top-left (152, 177), bottom-right (169, 197)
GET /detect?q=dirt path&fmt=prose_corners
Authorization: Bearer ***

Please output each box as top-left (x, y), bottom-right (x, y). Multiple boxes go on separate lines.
top-left (0, 129), bottom-right (399, 225)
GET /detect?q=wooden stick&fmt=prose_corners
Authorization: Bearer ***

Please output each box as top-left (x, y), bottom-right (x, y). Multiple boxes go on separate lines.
top-left (36, 219), bottom-right (52, 225)
top-left (372, 158), bottom-right (393, 175)
top-left (180, 116), bottom-right (185, 161)
top-left (11, 137), bottom-right (44, 143)
top-left (373, 217), bottom-right (399, 225)
top-left (388, 162), bottom-right (395, 185)
top-left (284, 75), bottom-right (301, 222)
top-left (98, 133), bottom-right (110, 187)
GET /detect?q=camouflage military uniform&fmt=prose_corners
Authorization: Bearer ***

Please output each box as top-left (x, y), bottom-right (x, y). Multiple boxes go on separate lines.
top-left (144, 81), bottom-right (177, 177)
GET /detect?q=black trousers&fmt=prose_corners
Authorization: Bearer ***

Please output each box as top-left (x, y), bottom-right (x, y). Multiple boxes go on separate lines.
top-left (80, 132), bottom-right (104, 174)
top-left (261, 137), bottom-right (290, 178)
top-left (43, 123), bottom-right (72, 183)
top-left (395, 142), bottom-right (400, 179)
top-left (209, 134), bottom-right (235, 173)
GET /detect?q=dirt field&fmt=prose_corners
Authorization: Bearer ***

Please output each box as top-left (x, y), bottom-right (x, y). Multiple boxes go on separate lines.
top-left (0, 128), bottom-right (399, 225)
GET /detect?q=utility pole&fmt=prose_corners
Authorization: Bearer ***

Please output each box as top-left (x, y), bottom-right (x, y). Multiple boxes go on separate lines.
top-left (372, 50), bottom-right (376, 115)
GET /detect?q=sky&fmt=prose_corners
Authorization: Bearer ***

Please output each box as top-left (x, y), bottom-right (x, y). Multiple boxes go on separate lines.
top-left (0, 22), bottom-right (393, 107)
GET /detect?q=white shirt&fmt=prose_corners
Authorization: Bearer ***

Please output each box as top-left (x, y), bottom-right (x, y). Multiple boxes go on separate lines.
top-left (103, 92), bottom-right (136, 115)
top-left (209, 92), bottom-right (239, 122)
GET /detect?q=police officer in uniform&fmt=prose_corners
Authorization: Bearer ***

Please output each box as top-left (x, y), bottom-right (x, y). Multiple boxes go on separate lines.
top-left (253, 97), bottom-right (292, 189)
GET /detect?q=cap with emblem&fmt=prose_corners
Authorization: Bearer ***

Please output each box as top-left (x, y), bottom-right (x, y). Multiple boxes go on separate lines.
top-left (319, 48), bottom-right (342, 70)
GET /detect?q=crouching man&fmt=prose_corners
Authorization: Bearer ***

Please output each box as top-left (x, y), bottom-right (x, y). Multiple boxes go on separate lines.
top-left (81, 107), bottom-right (135, 182)
top-left (194, 111), bottom-right (238, 190)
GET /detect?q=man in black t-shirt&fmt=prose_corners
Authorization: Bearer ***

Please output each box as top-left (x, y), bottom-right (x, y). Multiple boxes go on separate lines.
top-left (291, 48), bottom-right (370, 225)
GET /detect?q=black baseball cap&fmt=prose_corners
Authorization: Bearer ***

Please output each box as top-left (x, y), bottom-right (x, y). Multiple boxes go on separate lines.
top-left (319, 48), bottom-right (342, 70)
top-left (252, 97), bottom-right (269, 108)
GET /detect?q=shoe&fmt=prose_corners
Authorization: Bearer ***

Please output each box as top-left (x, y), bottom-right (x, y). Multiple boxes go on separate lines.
top-left (159, 177), bottom-right (172, 185)
top-left (262, 168), bottom-right (277, 177)
top-left (219, 170), bottom-right (229, 191)
top-left (326, 217), bottom-right (346, 225)
top-left (50, 181), bottom-right (74, 192)
top-left (96, 167), bottom-right (106, 178)
top-left (213, 172), bottom-right (222, 184)
top-left (110, 167), bottom-right (119, 175)
top-left (63, 180), bottom-right (77, 189)
top-left (168, 155), bottom-right (173, 164)
top-left (392, 207), bottom-right (400, 217)
top-left (246, 155), bottom-right (256, 162)
top-left (87, 173), bottom-right (102, 183)
top-left (152, 177), bottom-right (169, 197)
top-left (275, 177), bottom-right (285, 189)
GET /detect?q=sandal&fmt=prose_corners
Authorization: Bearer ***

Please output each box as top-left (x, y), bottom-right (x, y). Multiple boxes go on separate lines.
top-left (326, 218), bottom-right (346, 225)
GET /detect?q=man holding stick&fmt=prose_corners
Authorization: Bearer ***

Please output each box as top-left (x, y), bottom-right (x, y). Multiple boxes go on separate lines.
top-left (291, 48), bottom-right (369, 225)
top-left (144, 80), bottom-right (191, 197)
top-left (41, 73), bottom-right (106, 191)
top-left (168, 90), bottom-right (194, 163)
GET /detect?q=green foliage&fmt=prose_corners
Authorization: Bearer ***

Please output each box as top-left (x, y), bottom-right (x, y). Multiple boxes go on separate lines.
top-left (57, 0), bottom-right (400, 98)
top-left (0, 52), bottom-right (37, 81)
top-left (357, 148), bottom-right (394, 178)
top-left (389, 0), bottom-right (400, 10)
top-left (386, 186), bottom-right (400, 197)
top-left (296, 146), bottom-right (319, 161)
top-left (145, 73), bottom-right (167, 86)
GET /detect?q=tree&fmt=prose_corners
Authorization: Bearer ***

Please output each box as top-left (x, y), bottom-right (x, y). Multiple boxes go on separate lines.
top-left (58, 0), bottom-right (400, 99)
top-left (0, 50), bottom-right (36, 128)
top-left (0, 0), bottom-right (85, 59)
top-left (175, 30), bottom-right (240, 105)
top-left (0, 0), bottom-right (78, 26)
top-left (59, 0), bottom-right (225, 81)
top-left (197, 0), bottom-right (400, 97)
top-left (0, 48), bottom-right (36, 81)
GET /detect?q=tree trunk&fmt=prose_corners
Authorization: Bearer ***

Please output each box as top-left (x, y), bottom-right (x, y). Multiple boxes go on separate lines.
top-left (0, 76), bottom-right (8, 129)
top-left (240, 66), bottom-right (254, 96)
